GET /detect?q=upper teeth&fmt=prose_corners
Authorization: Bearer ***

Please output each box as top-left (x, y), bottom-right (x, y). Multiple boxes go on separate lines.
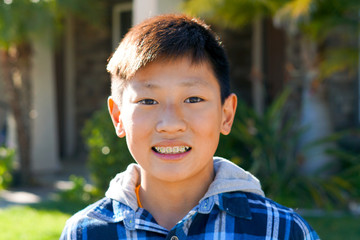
top-left (154, 146), bottom-right (190, 154)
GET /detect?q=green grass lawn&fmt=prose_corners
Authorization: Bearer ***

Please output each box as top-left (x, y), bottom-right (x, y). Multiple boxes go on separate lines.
top-left (305, 215), bottom-right (360, 240)
top-left (0, 201), bottom-right (87, 240)
top-left (0, 201), bottom-right (359, 239)
top-left (0, 206), bottom-right (70, 240)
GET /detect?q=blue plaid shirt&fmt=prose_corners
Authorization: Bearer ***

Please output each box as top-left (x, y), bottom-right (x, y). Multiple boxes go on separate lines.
top-left (60, 159), bottom-right (319, 239)
top-left (60, 192), bottom-right (319, 239)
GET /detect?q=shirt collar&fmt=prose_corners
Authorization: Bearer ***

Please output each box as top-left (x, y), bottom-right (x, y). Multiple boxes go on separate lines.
top-left (105, 157), bottom-right (264, 213)
top-left (87, 190), bottom-right (252, 232)
top-left (198, 192), bottom-right (252, 220)
top-left (87, 198), bottom-right (127, 223)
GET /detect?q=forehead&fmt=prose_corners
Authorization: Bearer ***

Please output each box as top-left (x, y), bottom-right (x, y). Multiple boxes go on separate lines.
top-left (127, 57), bottom-right (219, 89)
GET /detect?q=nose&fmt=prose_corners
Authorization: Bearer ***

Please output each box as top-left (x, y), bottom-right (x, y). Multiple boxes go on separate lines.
top-left (155, 104), bottom-right (187, 133)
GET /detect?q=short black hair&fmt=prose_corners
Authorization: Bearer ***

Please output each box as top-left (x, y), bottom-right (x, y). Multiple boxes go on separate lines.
top-left (107, 14), bottom-right (230, 104)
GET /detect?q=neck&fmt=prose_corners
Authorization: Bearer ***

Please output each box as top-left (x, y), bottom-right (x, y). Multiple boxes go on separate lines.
top-left (139, 167), bottom-right (214, 230)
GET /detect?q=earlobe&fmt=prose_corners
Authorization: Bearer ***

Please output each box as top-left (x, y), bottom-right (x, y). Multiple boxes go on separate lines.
top-left (108, 96), bottom-right (126, 138)
top-left (115, 123), bottom-right (126, 138)
top-left (220, 93), bottom-right (237, 135)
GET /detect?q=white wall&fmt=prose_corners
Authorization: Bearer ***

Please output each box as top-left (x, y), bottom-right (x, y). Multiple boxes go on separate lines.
top-left (133, 0), bottom-right (183, 25)
top-left (31, 37), bottom-right (60, 172)
top-left (64, 14), bottom-right (76, 158)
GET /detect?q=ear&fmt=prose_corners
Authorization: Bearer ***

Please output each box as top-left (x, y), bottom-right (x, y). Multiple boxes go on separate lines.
top-left (108, 96), bottom-right (126, 138)
top-left (220, 93), bottom-right (237, 135)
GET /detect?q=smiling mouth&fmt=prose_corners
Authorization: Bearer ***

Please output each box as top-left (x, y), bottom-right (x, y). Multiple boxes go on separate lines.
top-left (152, 146), bottom-right (191, 154)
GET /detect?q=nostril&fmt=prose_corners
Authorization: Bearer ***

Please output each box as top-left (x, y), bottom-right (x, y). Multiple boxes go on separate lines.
top-left (155, 119), bottom-right (187, 133)
top-left (155, 105), bottom-right (187, 133)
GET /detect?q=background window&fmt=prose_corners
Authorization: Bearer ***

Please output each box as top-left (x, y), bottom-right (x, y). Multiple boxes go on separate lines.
top-left (112, 2), bottom-right (133, 50)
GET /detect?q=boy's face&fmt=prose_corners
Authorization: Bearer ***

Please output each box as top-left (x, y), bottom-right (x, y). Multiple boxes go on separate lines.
top-left (108, 57), bottom-right (237, 184)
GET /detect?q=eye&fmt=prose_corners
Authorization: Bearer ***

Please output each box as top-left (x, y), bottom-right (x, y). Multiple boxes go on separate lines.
top-left (137, 99), bottom-right (158, 105)
top-left (184, 97), bottom-right (204, 103)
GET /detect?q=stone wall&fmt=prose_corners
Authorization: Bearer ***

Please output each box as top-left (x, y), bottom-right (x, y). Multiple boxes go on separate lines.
top-left (215, 26), bottom-right (253, 104)
top-left (72, 1), bottom-right (121, 153)
top-left (74, 17), bottom-right (111, 130)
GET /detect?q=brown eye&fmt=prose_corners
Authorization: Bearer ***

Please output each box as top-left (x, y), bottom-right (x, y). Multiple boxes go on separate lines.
top-left (185, 97), bottom-right (204, 103)
top-left (138, 99), bottom-right (158, 105)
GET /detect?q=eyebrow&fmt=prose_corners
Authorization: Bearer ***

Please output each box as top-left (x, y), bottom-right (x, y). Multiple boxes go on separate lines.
top-left (181, 78), bottom-right (210, 87)
top-left (140, 77), bottom-right (210, 89)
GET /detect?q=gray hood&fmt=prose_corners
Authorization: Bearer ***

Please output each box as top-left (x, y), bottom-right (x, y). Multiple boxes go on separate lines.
top-left (106, 157), bottom-right (264, 211)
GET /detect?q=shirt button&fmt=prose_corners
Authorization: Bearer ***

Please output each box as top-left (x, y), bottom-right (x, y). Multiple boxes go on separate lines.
top-left (170, 236), bottom-right (179, 240)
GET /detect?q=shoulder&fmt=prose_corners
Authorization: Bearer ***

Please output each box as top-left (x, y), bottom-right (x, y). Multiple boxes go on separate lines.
top-left (241, 192), bottom-right (320, 240)
top-left (60, 197), bottom-right (121, 240)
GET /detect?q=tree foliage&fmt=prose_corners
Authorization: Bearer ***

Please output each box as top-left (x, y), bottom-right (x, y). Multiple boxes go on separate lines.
top-left (275, 0), bottom-right (359, 78)
top-left (184, 0), bottom-right (359, 78)
top-left (184, 0), bottom-right (285, 28)
top-left (0, 0), bottom-right (104, 49)
top-left (0, 0), bottom-right (104, 184)
top-left (0, 0), bottom-right (53, 48)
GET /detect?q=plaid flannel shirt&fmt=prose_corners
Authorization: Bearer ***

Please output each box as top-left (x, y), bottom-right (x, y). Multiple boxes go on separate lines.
top-left (60, 158), bottom-right (320, 239)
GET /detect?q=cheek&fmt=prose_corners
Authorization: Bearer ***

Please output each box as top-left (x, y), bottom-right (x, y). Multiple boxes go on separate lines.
top-left (188, 107), bottom-right (222, 136)
top-left (122, 110), bottom-right (156, 150)
top-left (123, 118), bottom-right (149, 161)
top-left (123, 108), bottom-right (153, 131)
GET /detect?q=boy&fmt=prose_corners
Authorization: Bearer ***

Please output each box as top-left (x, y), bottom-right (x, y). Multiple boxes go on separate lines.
top-left (61, 14), bottom-right (319, 239)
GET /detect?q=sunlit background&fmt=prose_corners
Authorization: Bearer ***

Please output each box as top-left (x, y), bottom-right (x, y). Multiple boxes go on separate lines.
top-left (0, 0), bottom-right (359, 239)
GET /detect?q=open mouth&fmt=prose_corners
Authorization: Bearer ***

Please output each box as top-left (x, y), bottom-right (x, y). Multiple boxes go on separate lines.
top-left (152, 146), bottom-right (191, 154)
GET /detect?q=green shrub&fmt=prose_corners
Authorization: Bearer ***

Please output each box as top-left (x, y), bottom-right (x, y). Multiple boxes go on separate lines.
top-left (0, 147), bottom-right (15, 189)
top-left (216, 89), bottom-right (354, 209)
top-left (58, 175), bottom-right (99, 204)
top-left (325, 130), bottom-right (360, 201)
top-left (82, 105), bottom-right (134, 193)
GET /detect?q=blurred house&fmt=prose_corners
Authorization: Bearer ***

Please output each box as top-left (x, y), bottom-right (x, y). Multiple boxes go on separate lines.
top-left (1, 0), bottom-right (358, 174)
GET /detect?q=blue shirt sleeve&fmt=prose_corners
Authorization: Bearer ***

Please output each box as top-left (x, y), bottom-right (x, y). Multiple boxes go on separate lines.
top-left (291, 213), bottom-right (320, 240)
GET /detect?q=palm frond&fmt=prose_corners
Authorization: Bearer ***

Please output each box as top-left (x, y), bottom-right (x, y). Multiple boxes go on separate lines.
top-left (274, 0), bottom-right (315, 32)
top-left (319, 48), bottom-right (358, 79)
